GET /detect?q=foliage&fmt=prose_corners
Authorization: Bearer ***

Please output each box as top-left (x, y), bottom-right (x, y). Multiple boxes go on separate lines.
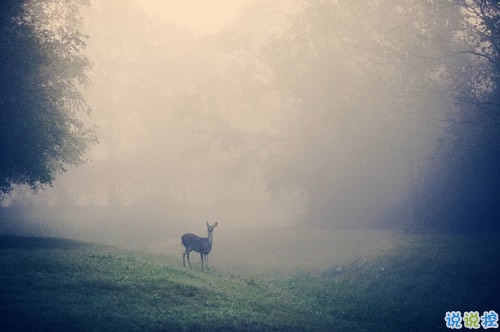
top-left (0, 0), bottom-right (96, 196)
top-left (264, 0), bottom-right (500, 230)
top-left (451, 0), bottom-right (500, 115)
top-left (3, 0), bottom-right (497, 233)
top-left (264, 0), bottom-right (455, 226)
top-left (411, 0), bottom-right (500, 231)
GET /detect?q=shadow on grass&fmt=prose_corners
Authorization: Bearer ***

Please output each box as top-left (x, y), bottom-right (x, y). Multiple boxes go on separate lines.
top-left (0, 236), bottom-right (88, 250)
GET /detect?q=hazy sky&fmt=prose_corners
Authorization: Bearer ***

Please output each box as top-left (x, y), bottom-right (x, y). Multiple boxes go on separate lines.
top-left (136, 0), bottom-right (247, 34)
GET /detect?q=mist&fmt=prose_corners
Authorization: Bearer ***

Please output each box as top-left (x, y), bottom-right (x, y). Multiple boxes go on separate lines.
top-left (1, 0), bottom-right (498, 258)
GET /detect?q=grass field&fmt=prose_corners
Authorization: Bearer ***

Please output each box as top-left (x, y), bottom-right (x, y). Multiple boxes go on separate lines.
top-left (0, 231), bottom-right (499, 331)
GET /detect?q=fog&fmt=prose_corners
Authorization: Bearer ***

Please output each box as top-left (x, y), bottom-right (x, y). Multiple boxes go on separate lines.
top-left (0, 0), bottom-right (471, 259)
top-left (138, 0), bottom-right (246, 34)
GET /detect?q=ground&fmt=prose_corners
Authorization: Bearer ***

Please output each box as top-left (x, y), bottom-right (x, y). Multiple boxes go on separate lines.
top-left (0, 229), bottom-right (499, 331)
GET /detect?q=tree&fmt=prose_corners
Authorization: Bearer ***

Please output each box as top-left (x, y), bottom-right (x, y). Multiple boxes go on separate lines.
top-left (263, 0), bottom-right (451, 227)
top-left (0, 0), bottom-right (96, 196)
top-left (452, 0), bottom-right (499, 117)
top-left (411, 0), bottom-right (500, 231)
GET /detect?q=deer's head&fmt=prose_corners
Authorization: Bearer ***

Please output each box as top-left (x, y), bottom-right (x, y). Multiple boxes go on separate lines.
top-left (206, 222), bottom-right (218, 235)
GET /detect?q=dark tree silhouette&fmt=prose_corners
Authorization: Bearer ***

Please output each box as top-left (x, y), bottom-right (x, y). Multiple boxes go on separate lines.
top-left (0, 0), bottom-right (96, 195)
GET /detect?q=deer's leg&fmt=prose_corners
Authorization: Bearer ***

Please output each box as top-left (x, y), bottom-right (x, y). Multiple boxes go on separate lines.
top-left (205, 254), bottom-right (209, 272)
top-left (200, 253), bottom-right (204, 272)
top-left (183, 248), bottom-right (191, 268)
top-left (186, 250), bottom-right (192, 268)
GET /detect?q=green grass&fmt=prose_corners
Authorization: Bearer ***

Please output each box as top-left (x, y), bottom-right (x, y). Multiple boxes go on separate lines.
top-left (0, 237), bottom-right (318, 331)
top-left (0, 234), bottom-right (499, 331)
top-left (283, 234), bottom-right (500, 330)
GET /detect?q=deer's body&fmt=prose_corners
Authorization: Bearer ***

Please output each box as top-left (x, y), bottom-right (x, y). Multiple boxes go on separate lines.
top-left (182, 222), bottom-right (218, 272)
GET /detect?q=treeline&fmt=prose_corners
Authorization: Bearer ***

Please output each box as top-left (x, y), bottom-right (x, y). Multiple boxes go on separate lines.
top-left (1, 0), bottom-right (498, 233)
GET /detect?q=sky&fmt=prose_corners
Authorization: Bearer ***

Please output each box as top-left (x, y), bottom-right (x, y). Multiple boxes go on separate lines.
top-left (135, 0), bottom-right (247, 34)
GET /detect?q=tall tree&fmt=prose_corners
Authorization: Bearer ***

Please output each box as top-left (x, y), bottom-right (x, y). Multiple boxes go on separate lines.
top-left (412, 0), bottom-right (500, 231)
top-left (0, 0), bottom-right (96, 196)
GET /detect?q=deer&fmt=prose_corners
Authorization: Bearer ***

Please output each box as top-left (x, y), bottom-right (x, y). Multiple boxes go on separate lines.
top-left (181, 222), bottom-right (218, 272)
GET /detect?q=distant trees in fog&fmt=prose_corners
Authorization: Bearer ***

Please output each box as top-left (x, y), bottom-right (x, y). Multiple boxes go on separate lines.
top-left (263, 0), bottom-right (500, 230)
top-left (2, 0), bottom-right (498, 232)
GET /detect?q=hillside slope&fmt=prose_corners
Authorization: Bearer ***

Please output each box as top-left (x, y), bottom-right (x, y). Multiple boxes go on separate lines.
top-left (0, 237), bottom-right (326, 331)
top-left (1, 234), bottom-right (499, 331)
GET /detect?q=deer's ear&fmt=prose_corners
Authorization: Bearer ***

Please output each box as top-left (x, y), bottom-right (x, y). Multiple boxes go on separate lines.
top-left (214, 222), bottom-right (218, 227)
top-left (206, 222), bottom-right (209, 227)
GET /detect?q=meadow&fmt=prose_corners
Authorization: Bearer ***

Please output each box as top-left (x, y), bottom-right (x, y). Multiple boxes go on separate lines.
top-left (0, 229), bottom-right (499, 331)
